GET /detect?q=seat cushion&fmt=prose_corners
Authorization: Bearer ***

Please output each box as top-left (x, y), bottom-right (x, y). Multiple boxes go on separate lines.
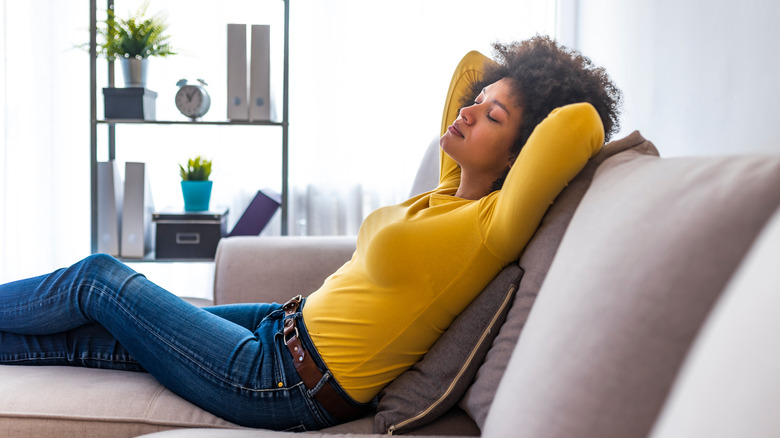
top-left (0, 365), bottom-right (241, 438)
top-left (483, 146), bottom-right (780, 438)
top-left (0, 364), bottom-right (467, 437)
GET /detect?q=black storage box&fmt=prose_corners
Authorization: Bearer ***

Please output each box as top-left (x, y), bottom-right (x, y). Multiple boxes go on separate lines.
top-left (103, 87), bottom-right (157, 120)
top-left (152, 208), bottom-right (228, 260)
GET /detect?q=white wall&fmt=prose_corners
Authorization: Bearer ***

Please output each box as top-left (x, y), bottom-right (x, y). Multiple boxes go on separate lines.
top-left (573, 0), bottom-right (780, 156)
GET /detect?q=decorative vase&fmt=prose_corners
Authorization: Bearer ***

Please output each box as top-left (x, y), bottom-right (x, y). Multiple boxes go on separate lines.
top-left (181, 180), bottom-right (213, 212)
top-left (120, 57), bottom-right (148, 88)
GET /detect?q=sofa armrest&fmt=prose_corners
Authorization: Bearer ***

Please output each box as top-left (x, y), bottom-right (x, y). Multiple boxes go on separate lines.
top-left (212, 235), bottom-right (357, 305)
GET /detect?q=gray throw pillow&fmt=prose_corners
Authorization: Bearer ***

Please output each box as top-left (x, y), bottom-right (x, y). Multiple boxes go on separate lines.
top-left (460, 131), bottom-right (660, 428)
top-left (373, 264), bottom-right (523, 434)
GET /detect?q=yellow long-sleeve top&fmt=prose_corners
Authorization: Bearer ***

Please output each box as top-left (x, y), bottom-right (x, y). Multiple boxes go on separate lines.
top-left (303, 102), bottom-right (604, 403)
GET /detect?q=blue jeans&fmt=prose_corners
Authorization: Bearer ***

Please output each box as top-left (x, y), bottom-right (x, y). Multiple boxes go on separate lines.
top-left (0, 254), bottom-right (366, 431)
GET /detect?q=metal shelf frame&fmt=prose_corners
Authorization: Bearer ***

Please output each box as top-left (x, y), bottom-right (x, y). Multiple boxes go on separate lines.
top-left (88, 0), bottom-right (291, 253)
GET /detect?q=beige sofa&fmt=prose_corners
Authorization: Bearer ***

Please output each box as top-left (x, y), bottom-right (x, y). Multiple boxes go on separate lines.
top-left (2, 131), bottom-right (780, 438)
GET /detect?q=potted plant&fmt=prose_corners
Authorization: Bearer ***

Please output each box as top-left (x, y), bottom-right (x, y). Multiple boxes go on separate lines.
top-left (179, 156), bottom-right (213, 211)
top-left (95, 0), bottom-right (176, 87)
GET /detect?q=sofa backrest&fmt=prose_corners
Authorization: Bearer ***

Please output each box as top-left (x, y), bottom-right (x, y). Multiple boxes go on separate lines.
top-left (408, 136), bottom-right (441, 198)
top-left (459, 131), bottom-right (658, 428)
top-left (213, 235), bottom-right (356, 305)
top-left (374, 131), bottom-right (660, 434)
top-left (482, 144), bottom-right (780, 438)
top-left (648, 206), bottom-right (780, 438)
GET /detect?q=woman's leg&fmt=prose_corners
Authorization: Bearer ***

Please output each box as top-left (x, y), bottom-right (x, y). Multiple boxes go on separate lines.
top-left (0, 291), bottom-right (276, 370)
top-left (0, 322), bottom-right (144, 370)
top-left (203, 303), bottom-right (279, 330)
top-left (0, 254), bottom-right (330, 430)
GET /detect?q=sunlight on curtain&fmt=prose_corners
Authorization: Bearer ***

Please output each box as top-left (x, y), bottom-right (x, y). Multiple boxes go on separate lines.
top-left (0, 0), bottom-right (556, 283)
top-left (0, 2), bottom-right (5, 280)
top-left (0, 1), bottom-right (90, 283)
top-left (288, 0), bottom-right (557, 235)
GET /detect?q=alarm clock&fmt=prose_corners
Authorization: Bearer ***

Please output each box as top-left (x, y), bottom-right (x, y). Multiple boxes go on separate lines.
top-left (175, 78), bottom-right (211, 120)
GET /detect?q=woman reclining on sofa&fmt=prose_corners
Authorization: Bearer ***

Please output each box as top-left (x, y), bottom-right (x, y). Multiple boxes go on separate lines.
top-left (0, 35), bottom-right (621, 431)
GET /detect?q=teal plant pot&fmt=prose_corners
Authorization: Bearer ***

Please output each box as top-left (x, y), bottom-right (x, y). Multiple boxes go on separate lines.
top-left (181, 180), bottom-right (213, 211)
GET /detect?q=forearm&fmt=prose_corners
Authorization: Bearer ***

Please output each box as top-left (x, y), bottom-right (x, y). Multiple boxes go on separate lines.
top-left (488, 102), bottom-right (605, 259)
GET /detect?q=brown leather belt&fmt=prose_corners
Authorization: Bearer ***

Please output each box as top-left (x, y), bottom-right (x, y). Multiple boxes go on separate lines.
top-left (282, 295), bottom-right (365, 423)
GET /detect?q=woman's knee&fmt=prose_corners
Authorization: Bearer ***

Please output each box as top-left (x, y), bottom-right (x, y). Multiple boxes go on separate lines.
top-left (83, 253), bottom-right (121, 267)
top-left (78, 253), bottom-right (134, 278)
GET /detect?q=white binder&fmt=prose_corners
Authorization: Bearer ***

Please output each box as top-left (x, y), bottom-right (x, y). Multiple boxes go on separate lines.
top-left (121, 162), bottom-right (154, 258)
top-left (249, 24), bottom-right (274, 122)
top-left (227, 23), bottom-right (248, 121)
top-left (97, 160), bottom-right (123, 256)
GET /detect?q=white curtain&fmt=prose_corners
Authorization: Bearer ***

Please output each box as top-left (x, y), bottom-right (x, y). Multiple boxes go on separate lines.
top-left (286, 0), bottom-right (557, 235)
top-left (0, 1), bottom-right (91, 282)
top-left (0, 0), bottom-right (556, 283)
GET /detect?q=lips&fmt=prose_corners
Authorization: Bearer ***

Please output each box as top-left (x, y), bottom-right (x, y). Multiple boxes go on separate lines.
top-left (447, 123), bottom-right (464, 138)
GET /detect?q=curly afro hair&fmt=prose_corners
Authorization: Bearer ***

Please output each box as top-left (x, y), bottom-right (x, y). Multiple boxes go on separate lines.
top-left (464, 36), bottom-right (623, 190)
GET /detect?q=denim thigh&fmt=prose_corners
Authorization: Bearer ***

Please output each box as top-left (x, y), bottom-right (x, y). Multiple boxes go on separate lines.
top-left (0, 254), bottom-right (336, 431)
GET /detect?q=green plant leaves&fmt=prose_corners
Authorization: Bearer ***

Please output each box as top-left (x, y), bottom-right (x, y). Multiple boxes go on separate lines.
top-left (97, 0), bottom-right (176, 60)
top-left (179, 156), bottom-right (212, 181)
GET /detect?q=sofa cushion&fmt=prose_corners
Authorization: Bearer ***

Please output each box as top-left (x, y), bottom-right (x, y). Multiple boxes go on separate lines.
top-left (459, 130), bottom-right (659, 427)
top-left (0, 365), bottom-right (241, 438)
top-left (138, 427), bottom-right (458, 438)
top-left (483, 146), bottom-right (780, 438)
top-left (373, 264), bottom-right (522, 434)
top-left (649, 206), bottom-right (780, 438)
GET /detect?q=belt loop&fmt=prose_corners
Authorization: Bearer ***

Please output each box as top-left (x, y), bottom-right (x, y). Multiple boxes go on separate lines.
top-left (308, 371), bottom-right (331, 398)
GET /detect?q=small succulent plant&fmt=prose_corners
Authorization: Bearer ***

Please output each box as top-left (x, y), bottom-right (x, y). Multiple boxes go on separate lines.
top-left (179, 156), bottom-right (212, 181)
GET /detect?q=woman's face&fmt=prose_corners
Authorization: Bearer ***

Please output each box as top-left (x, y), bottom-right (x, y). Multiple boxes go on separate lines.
top-left (440, 78), bottom-right (523, 182)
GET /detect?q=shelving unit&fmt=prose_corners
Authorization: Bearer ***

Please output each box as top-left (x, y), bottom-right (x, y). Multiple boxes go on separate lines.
top-left (88, 0), bottom-right (291, 254)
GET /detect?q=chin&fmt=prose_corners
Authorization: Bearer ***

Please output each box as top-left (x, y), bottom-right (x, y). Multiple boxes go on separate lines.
top-left (440, 131), bottom-right (458, 150)
top-left (439, 133), bottom-right (448, 147)
top-left (439, 137), bottom-right (452, 155)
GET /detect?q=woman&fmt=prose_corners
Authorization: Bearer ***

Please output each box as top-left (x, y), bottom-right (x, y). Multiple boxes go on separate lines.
top-left (0, 36), bottom-right (621, 431)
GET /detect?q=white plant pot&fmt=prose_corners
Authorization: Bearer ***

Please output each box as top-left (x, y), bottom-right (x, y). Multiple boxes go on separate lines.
top-left (120, 57), bottom-right (148, 88)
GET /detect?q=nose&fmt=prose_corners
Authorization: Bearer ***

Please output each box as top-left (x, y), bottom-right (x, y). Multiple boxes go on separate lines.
top-left (459, 104), bottom-right (475, 125)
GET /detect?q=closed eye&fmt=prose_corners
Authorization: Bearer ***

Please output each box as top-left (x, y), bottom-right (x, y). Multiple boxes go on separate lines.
top-left (473, 97), bottom-right (499, 123)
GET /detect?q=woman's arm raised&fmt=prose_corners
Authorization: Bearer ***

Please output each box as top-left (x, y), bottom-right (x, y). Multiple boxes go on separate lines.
top-left (438, 51), bottom-right (493, 189)
top-left (485, 102), bottom-right (605, 260)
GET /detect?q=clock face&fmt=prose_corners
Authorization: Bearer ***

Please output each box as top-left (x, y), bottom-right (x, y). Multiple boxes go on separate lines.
top-left (175, 85), bottom-right (211, 119)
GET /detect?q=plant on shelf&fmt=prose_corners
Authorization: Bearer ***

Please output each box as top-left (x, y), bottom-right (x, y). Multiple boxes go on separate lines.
top-left (94, 0), bottom-right (176, 87)
top-left (179, 156), bottom-right (212, 181)
top-left (179, 156), bottom-right (213, 212)
top-left (98, 0), bottom-right (176, 60)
